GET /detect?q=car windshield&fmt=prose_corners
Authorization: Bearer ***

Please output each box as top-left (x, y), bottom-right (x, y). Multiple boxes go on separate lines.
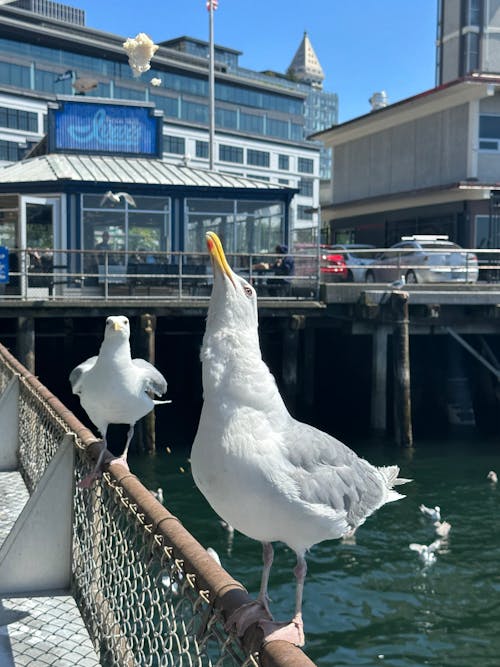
top-left (349, 250), bottom-right (379, 259)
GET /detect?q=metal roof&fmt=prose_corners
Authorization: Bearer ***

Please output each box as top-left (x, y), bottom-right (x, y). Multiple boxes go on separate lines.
top-left (0, 153), bottom-right (292, 192)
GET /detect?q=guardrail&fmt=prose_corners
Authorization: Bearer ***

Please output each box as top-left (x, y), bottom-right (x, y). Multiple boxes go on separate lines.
top-left (3, 246), bottom-right (500, 304)
top-left (1, 248), bottom-right (320, 301)
top-left (0, 342), bottom-right (316, 667)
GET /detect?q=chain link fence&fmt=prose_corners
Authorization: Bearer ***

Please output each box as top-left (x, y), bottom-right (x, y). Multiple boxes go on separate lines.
top-left (0, 342), bottom-right (316, 667)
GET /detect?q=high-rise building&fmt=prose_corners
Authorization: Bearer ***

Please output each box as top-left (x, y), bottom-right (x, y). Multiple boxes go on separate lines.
top-left (0, 1), bottom-right (338, 243)
top-left (270, 31), bottom-right (338, 181)
top-left (436, 0), bottom-right (500, 84)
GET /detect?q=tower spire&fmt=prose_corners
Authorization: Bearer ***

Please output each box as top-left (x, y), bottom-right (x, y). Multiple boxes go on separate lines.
top-left (287, 31), bottom-right (325, 89)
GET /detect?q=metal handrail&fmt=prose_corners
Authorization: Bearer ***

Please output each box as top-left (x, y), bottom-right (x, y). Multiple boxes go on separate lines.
top-left (2, 247), bottom-right (319, 301)
top-left (0, 341), bottom-right (316, 666)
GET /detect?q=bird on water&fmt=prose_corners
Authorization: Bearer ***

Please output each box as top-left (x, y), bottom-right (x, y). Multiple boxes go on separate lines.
top-left (70, 315), bottom-right (169, 487)
top-left (191, 231), bottom-right (411, 646)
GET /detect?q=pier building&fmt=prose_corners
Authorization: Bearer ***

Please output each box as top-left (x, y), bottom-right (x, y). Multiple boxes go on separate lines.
top-left (0, 0), bottom-right (338, 244)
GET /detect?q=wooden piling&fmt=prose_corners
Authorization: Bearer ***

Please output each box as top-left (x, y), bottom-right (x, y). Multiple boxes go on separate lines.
top-left (371, 325), bottom-right (389, 432)
top-left (16, 316), bottom-right (35, 373)
top-left (136, 313), bottom-right (157, 454)
top-left (391, 291), bottom-right (413, 448)
top-left (282, 315), bottom-right (304, 414)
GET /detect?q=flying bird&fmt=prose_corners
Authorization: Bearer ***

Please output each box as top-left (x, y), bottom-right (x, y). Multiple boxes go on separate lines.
top-left (190, 231), bottom-right (410, 646)
top-left (69, 315), bottom-right (169, 487)
top-left (419, 504), bottom-right (441, 522)
top-left (100, 191), bottom-right (136, 207)
top-left (409, 539), bottom-right (441, 566)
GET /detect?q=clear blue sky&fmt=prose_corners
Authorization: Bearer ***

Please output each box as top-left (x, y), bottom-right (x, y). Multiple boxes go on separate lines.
top-left (77, 0), bottom-right (438, 123)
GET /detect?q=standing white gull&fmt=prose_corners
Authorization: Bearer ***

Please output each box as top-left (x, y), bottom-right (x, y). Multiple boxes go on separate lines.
top-left (70, 315), bottom-right (169, 487)
top-left (191, 232), bottom-right (411, 646)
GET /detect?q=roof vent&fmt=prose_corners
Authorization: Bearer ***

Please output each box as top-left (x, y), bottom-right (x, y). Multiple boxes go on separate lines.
top-left (369, 91), bottom-right (388, 111)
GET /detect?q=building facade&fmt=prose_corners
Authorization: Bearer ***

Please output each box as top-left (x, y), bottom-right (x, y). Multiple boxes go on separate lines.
top-left (436, 0), bottom-right (500, 85)
top-left (314, 75), bottom-right (500, 250)
top-left (0, 1), bottom-right (337, 244)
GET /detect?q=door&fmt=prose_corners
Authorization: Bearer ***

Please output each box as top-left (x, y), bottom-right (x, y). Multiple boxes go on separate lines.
top-left (20, 196), bottom-right (62, 295)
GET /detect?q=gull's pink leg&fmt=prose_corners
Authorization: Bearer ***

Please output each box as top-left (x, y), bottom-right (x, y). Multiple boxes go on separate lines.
top-left (225, 541), bottom-right (274, 635)
top-left (78, 437), bottom-right (108, 488)
top-left (109, 424), bottom-right (134, 472)
top-left (260, 552), bottom-right (307, 647)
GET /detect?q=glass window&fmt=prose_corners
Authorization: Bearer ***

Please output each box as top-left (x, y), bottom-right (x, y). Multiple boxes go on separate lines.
top-left (185, 198), bottom-right (284, 259)
top-left (480, 115), bottom-right (500, 139)
top-left (298, 157), bottom-right (314, 174)
top-left (149, 94), bottom-right (178, 118)
top-left (114, 85), bottom-right (146, 101)
top-left (240, 112), bottom-right (264, 133)
top-left (216, 107), bottom-right (238, 130)
top-left (299, 178), bottom-right (314, 197)
top-left (81, 194), bottom-right (170, 274)
top-left (182, 100), bottom-right (208, 124)
top-left (247, 149), bottom-right (270, 167)
top-left (0, 140), bottom-right (25, 161)
top-left (196, 140), bottom-right (209, 158)
top-left (219, 144), bottom-right (244, 163)
top-left (0, 61), bottom-right (31, 89)
top-left (165, 135), bottom-right (186, 155)
top-left (278, 154), bottom-right (290, 170)
top-left (0, 197), bottom-right (18, 249)
top-left (267, 117), bottom-right (288, 139)
top-left (297, 205), bottom-right (313, 220)
top-left (0, 107), bottom-right (38, 132)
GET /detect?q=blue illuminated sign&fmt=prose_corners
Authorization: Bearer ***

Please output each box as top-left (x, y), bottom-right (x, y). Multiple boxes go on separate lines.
top-left (49, 101), bottom-right (162, 157)
top-left (0, 246), bottom-right (8, 284)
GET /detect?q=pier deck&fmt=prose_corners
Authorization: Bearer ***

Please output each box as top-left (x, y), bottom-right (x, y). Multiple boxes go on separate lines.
top-left (0, 470), bottom-right (99, 666)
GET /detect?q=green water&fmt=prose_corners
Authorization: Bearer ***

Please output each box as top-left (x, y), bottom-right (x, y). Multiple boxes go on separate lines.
top-left (130, 435), bottom-right (500, 667)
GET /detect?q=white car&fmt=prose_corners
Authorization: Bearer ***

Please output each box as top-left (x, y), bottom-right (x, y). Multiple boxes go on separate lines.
top-left (365, 235), bottom-right (479, 284)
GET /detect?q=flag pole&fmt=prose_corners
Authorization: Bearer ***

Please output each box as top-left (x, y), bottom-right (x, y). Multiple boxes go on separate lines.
top-left (208, 0), bottom-right (215, 170)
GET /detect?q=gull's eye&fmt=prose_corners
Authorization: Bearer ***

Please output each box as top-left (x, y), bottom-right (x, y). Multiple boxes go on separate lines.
top-left (243, 285), bottom-right (253, 297)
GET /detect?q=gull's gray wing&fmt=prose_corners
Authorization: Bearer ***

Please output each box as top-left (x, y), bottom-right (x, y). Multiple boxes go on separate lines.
top-left (132, 358), bottom-right (168, 396)
top-left (69, 356), bottom-right (98, 395)
top-left (283, 418), bottom-right (389, 528)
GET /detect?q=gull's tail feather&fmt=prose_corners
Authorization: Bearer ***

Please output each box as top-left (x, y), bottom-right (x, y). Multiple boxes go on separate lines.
top-left (378, 465), bottom-right (412, 488)
top-left (154, 399), bottom-right (172, 405)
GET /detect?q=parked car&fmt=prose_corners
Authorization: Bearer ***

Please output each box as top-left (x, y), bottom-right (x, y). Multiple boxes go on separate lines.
top-left (294, 244), bottom-right (348, 284)
top-left (330, 244), bottom-right (377, 282)
top-left (364, 235), bottom-right (479, 284)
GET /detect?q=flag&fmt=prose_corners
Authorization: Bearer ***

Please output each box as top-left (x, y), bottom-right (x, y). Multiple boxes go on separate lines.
top-left (54, 70), bottom-right (74, 84)
top-left (206, 0), bottom-right (218, 10)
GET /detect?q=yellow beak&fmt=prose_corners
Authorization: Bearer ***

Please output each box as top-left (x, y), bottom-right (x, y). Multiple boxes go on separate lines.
top-left (113, 321), bottom-right (122, 331)
top-left (206, 231), bottom-right (236, 287)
